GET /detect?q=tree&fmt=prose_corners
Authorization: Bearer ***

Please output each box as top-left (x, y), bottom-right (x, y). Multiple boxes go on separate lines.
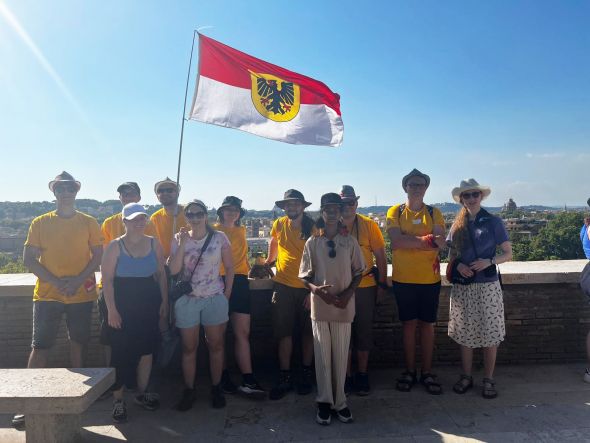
top-left (0, 253), bottom-right (27, 274)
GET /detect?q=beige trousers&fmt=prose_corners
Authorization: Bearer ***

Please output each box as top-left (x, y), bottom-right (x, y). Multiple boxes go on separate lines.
top-left (312, 320), bottom-right (351, 411)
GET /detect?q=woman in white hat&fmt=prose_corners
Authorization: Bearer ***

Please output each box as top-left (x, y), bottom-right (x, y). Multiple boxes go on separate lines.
top-left (446, 179), bottom-right (512, 399)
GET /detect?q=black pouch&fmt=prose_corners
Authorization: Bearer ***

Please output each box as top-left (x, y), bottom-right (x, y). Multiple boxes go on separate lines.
top-left (483, 265), bottom-right (497, 278)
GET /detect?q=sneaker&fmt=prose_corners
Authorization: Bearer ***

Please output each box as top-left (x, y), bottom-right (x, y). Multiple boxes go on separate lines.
top-left (316, 402), bottom-right (332, 425)
top-left (344, 376), bottom-right (354, 396)
top-left (238, 379), bottom-right (266, 398)
top-left (335, 407), bottom-right (353, 423)
top-left (269, 371), bottom-right (294, 400)
top-left (134, 392), bottom-right (160, 411)
top-left (112, 400), bottom-right (127, 423)
top-left (175, 388), bottom-right (196, 411)
top-left (211, 384), bottom-right (226, 409)
top-left (584, 368), bottom-right (590, 384)
top-left (355, 372), bottom-right (370, 396)
top-left (297, 366), bottom-right (314, 395)
top-left (221, 370), bottom-right (238, 394)
top-left (11, 414), bottom-right (25, 429)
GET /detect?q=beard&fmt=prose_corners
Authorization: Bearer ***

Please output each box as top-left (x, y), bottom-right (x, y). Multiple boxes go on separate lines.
top-left (286, 211), bottom-right (302, 220)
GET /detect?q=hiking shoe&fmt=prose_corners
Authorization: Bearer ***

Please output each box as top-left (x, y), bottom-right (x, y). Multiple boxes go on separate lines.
top-left (335, 407), bottom-right (353, 423)
top-left (344, 376), bottom-right (354, 396)
top-left (297, 367), bottom-right (314, 395)
top-left (269, 372), bottom-right (294, 400)
top-left (221, 370), bottom-right (238, 394)
top-left (316, 402), bottom-right (332, 425)
top-left (211, 384), bottom-right (226, 409)
top-left (238, 379), bottom-right (266, 398)
top-left (11, 414), bottom-right (25, 429)
top-left (134, 392), bottom-right (160, 411)
top-left (584, 368), bottom-right (590, 384)
top-left (355, 372), bottom-right (370, 396)
top-left (175, 388), bottom-right (196, 411)
top-left (112, 400), bottom-right (127, 423)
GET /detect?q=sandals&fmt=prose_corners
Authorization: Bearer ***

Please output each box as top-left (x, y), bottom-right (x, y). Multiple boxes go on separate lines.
top-left (482, 378), bottom-right (497, 399)
top-left (452, 374), bottom-right (473, 394)
top-left (396, 370), bottom-right (417, 392)
top-left (420, 372), bottom-right (442, 395)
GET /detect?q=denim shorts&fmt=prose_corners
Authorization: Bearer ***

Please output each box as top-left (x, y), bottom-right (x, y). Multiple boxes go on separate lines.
top-left (174, 293), bottom-right (229, 328)
top-left (32, 300), bottom-right (94, 349)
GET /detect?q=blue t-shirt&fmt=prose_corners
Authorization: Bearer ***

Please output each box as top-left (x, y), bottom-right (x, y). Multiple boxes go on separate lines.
top-left (581, 225), bottom-right (590, 260)
top-left (448, 210), bottom-right (509, 283)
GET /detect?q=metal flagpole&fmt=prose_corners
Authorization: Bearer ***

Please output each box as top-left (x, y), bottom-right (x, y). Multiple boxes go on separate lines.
top-left (172, 30), bottom-right (198, 232)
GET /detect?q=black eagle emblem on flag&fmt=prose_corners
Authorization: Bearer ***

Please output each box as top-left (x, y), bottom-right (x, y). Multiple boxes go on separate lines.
top-left (256, 78), bottom-right (295, 115)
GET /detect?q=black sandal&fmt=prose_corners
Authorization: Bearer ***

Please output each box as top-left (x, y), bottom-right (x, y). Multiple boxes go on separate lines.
top-left (396, 370), bottom-right (417, 392)
top-left (482, 378), bottom-right (497, 399)
top-left (420, 372), bottom-right (443, 395)
top-left (452, 374), bottom-right (473, 394)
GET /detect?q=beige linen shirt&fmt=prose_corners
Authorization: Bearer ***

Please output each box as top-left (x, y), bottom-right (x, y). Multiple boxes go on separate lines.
top-left (299, 233), bottom-right (366, 323)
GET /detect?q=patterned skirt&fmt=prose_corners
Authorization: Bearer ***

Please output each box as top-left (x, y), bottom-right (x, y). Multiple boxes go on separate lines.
top-left (448, 280), bottom-right (505, 348)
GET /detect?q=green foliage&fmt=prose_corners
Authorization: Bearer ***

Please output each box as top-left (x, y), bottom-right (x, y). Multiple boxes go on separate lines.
top-left (0, 253), bottom-right (27, 274)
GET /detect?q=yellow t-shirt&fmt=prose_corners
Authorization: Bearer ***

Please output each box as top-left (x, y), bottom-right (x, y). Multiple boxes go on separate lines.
top-left (347, 214), bottom-right (386, 288)
top-left (386, 204), bottom-right (444, 284)
top-left (213, 223), bottom-right (249, 276)
top-left (25, 211), bottom-right (103, 304)
top-left (101, 212), bottom-right (156, 245)
top-left (271, 216), bottom-right (316, 288)
top-left (149, 206), bottom-right (187, 257)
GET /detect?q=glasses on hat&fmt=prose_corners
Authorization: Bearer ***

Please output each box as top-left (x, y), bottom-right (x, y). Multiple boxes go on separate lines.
top-left (461, 191), bottom-right (481, 200)
top-left (157, 187), bottom-right (176, 194)
top-left (54, 184), bottom-right (78, 193)
top-left (186, 211), bottom-right (206, 220)
top-left (327, 240), bottom-right (337, 258)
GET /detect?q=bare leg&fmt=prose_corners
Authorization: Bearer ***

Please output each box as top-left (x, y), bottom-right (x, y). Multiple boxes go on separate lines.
top-left (27, 348), bottom-right (49, 368)
top-left (136, 354), bottom-right (153, 393)
top-left (231, 313), bottom-right (253, 374)
top-left (112, 386), bottom-right (124, 401)
top-left (302, 333), bottom-right (314, 367)
top-left (460, 345), bottom-right (474, 375)
top-left (204, 323), bottom-right (227, 385)
top-left (402, 320), bottom-right (417, 371)
top-left (70, 340), bottom-right (84, 368)
top-left (419, 321), bottom-right (435, 373)
top-left (483, 346), bottom-right (498, 379)
top-left (180, 326), bottom-right (200, 389)
top-left (278, 336), bottom-right (293, 370)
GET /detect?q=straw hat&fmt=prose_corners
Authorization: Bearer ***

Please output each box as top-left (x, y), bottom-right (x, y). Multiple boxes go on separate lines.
top-left (451, 179), bottom-right (491, 203)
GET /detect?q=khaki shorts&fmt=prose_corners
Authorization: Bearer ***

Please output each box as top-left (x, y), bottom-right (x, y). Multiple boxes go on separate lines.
top-left (271, 282), bottom-right (312, 340)
top-left (351, 286), bottom-right (377, 351)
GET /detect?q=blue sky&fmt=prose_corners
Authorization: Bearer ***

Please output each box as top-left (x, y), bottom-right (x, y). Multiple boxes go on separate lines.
top-left (1, 0), bottom-right (589, 209)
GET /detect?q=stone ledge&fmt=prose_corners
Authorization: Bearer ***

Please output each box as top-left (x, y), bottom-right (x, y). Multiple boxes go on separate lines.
top-left (0, 260), bottom-right (587, 296)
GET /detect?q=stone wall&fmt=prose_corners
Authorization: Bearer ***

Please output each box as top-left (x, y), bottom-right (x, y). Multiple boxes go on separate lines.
top-left (1, 260), bottom-right (588, 370)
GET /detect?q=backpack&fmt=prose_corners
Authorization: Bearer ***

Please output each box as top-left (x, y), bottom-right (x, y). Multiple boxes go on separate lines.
top-left (398, 203), bottom-right (435, 228)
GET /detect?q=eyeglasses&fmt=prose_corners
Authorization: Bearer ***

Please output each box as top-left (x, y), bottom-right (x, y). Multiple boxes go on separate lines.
top-left (157, 187), bottom-right (176, 194)
top-left (186, 211), bottom-right (206, 219)
top-left (327, 240), bottom-right (336, 258)
top-left (343, 200), bottom-right (356, 207)
top-left (54, 184), bottom-right (78, 193)
top-left (407, 183), bottom-right (427, 189)
top-left (461, 191), bottom-right (481, 200)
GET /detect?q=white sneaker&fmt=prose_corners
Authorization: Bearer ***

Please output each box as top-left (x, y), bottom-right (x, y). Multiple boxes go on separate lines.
top-left (583, 368), bottom-right (590, 384)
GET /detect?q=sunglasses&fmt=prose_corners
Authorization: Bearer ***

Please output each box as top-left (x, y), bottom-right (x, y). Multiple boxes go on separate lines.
top-left (157, 187), bottom-right (176, 194)
top-left (54, 184), bottom-right (78, 193)
top-left (461, 191), bottom-right (481, 200)
top-left (343, 200), bottom-right (356, 207)
top-left (327, 240), bottom-right (337, 258)
top-left (186, 211), bottom-right (206, 219)
top-left (407, 183), bottom-right (427, 189)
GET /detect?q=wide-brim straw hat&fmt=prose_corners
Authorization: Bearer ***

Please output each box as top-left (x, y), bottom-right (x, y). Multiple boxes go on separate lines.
top-left (451, 178), bottom-right (491, 203)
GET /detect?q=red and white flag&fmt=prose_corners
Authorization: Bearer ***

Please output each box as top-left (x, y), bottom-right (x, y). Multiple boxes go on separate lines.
top-left (189, 34), bottom-right (343, 147)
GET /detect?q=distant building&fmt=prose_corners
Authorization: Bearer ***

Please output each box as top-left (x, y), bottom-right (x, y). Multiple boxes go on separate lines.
top-left (502, 198), bottom-right (517, 213)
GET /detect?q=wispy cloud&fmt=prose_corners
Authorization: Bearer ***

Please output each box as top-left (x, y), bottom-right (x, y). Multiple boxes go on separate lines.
top-left (525, 152), bottom-right (565, 159)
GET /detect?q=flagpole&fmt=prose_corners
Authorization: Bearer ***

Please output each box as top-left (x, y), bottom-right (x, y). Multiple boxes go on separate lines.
top-left (173, 30), bottom-right (198, 232)
top-left (175, 29), bottom-right (198, 197)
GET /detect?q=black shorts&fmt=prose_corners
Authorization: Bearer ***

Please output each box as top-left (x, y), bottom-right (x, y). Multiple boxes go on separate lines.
top-left (32, 300), bottom-right (93, 349)
top-left (393, 281), bottom-right (441, 323)
top-left (227, 274), bottom-right (251, 315)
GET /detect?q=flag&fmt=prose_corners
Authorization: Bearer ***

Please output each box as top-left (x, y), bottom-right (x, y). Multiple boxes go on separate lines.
top-left (189, 34), bottom-right (343, 147)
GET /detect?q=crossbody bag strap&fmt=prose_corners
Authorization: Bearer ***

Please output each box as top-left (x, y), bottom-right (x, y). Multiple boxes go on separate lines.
top-left (186, 232), bottom-right (214, 280)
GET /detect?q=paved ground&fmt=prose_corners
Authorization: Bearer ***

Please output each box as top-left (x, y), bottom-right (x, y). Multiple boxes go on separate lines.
top-left (1, 363), bottom-right (590, 442)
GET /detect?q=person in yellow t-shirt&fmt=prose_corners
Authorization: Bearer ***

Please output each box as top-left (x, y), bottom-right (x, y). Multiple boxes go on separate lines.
top-left (265, 189), bottom-right (316, 400)
top-left (339, 185), bottom-right (387, 396)
top-left (214, 196), bottom-right (265, 397)
top-left (149, 177), bottom-right (187, 258)
top-left (386, 169), bottom-right (446, 396)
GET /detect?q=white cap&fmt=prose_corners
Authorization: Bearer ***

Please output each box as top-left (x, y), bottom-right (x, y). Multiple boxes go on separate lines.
top-left (122, 203), bottom-right (148, 220)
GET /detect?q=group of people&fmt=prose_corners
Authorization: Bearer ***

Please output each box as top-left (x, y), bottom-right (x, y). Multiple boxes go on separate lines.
top-left (13, 168), bottom-right (514, 428)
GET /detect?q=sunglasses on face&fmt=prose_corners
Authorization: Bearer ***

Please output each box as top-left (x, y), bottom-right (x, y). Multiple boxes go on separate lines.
top-left (343, 201), bottom-right (356, 207)
top-left (327, 240), bottom-right (337, 258)
top-left (186, 211), bottom-right (206, 219)
top-left (54, 184), bottom-right (78, 193)
top-left (461, 191), bottom-right (481, 200)
top-left (407, 183), bottom-right (427, 189)
top-left (157, 187), bottom-right (176, 194)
